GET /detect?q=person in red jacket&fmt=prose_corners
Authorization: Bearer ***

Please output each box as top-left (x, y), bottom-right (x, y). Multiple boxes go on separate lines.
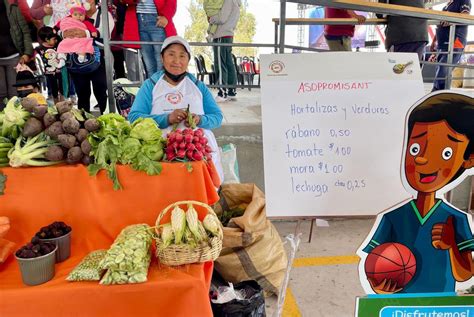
top-left (324, 7), bottom-right (365, 51)
top-left (121, 0), bottom-right (176, 77)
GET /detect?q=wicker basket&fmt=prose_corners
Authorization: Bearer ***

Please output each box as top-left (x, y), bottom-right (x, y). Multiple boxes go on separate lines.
top-left (154, 200), bottom-right (223, 266)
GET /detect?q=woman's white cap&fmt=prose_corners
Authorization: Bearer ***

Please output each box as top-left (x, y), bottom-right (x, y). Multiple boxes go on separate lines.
top-left (161, 36), bottom-right (192, 56)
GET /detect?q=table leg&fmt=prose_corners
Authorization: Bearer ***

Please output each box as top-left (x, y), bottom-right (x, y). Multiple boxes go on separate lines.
top-left (308, 218), bottom-right (315, 243)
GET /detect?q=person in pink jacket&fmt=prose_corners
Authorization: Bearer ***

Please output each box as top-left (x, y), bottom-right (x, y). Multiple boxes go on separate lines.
top-left (121, 0), bottom-right (176, 77)
top-left (56, 5), bottom-right (98, 62)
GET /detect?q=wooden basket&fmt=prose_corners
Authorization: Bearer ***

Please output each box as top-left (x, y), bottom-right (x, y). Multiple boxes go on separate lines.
top-left (154, 200), bottom-right (223, 266)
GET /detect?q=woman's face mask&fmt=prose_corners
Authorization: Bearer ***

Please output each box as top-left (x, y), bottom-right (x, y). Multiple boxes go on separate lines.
top-left (17, 89), bottom-right (34, 98)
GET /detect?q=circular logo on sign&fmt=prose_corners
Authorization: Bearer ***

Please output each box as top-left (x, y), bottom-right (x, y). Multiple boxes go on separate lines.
top-left (269, 60), bottom-right (285, 74)
top-left (166, 93), bottom-right (183, 105)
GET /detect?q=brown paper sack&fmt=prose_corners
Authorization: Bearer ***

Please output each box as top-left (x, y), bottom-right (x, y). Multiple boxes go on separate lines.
top-left (214, 184), bottom-right (287, 296)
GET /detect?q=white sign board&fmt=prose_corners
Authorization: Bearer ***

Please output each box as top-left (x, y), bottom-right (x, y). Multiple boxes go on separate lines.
top-left (261, 53), bottom-right (425, 217)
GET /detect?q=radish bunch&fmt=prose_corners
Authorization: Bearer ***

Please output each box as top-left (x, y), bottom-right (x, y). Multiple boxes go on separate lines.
top-left (165, 128), bottom-right (212, 162)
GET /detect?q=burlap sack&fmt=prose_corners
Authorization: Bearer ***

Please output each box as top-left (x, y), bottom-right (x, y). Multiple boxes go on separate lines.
top-left (213, 184), bottom-right (287, 296)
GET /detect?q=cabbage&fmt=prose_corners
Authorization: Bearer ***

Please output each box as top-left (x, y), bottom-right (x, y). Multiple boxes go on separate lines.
top-left (130, 118), bottom-right (162, 142)
top-left (120, 137), bottom-right (141, 164)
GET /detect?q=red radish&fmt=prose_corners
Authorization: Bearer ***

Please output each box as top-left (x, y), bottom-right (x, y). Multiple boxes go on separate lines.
top-left (186, 150), bottom-right (194, 159)
top-left (184, 134), bottom-right (193, 144)
top-left (205, 153), bottom-right (212, 161)
top-left (193, 136), bottom-right (199, 143)
top-left (195, 143), bottom-right (203, 151)
top-left (195, 129), bottom-right (204, 138)
top-left (172, 142), bottom-right (179, 149)
top-left (199, 137), bottom-right (208, 145)
top-left (166, 146), bottom-right (175, 154)
top-left (179, 142), bottom-right (186, 149)
top-left (193, 151), bottom-right (203, 161)
top-left (204, 145), bottom-right (212, 153)
top-left (175, 129), bottom-right (182, 134)
top-left (186, 143), bottom-right (196, 151)
top-left (183, 128), bottom-right (194, 135)
top-left (177, 149), bottom-right (186, 158)
top-left (175, 133), bottom-right (184, 143)
top-left (167, 153), bottom-right (176, 161)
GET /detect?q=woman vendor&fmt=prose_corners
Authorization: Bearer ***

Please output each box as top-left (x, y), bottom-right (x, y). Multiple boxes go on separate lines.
top-left (129, 36), bottom-right (224, 182)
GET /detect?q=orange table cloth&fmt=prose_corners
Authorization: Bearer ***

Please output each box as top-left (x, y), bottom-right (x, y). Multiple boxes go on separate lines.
top-left (0, 162), bottom-right (219, 317)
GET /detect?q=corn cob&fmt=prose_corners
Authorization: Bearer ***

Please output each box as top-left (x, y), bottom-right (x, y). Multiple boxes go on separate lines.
top-left (171, 206), bottom-right (186, 244)
top-left (160, 224), bottom-right (174, 249)
top-left (198, 221), bottom-right (208, 241)
top-left (203, 214), bottom-right (220, 237)
top-left (186, 204), bottom-right (202, 242)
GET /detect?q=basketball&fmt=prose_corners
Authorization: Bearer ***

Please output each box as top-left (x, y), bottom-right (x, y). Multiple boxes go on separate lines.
top-left (364, 243), bottom-right (416, 288)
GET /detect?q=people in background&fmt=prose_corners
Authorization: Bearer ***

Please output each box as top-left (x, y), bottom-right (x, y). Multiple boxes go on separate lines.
top-left (36, 26), bottom-right (66, 103)
top-left (31, 0), bottom-right (77, 102)
top-left (67, 0), bottom-right (115, 114)
top-left (56, 4), bottom-right (98, 62)
top-left (122, 0), bottom-right (176, 77)
top-left (129, 36), bottom-right (224, 181)
top-left (0, 0), bottom-right (34, 109)
top-left (29, 0), bottom-right (52, 26)
top-left (14, 68), bottom-right (41, 97)
top-left (16, 0), bottom-right (39, 42)
top-left (324, 8), bottom-right (366, 51)
top-left (210, 0), bottom-right (241, 102)
top-left (111, 0), bottom-right (126, 79)
top-left (204, 0), bottom-right (223, 42)
top-left (430, 0), bottom-right (471, 91)
top-left (377, 0), bottom-right (428, 61)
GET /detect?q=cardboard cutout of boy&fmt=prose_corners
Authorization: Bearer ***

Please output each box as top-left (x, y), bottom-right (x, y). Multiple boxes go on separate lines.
top-left (357, 92), bottom-right (474, 294)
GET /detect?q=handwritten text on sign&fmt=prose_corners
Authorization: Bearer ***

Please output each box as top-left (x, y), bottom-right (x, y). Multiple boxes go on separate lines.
top-left (261, 53), bottom-right (425, 217)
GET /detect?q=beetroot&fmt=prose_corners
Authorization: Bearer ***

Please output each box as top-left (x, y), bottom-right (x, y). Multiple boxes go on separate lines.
top-left (43, 112), bottom-right (57, 128)
top-left (45, 145), bottom-right (65, 161)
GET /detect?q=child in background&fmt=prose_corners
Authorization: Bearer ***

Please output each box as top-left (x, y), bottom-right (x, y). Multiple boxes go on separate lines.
top-left (56, 4), bottom-right (98, 62)
top-left (204, 0), bottom-right (224, 42)
top-left (36, 27), bottom-right (66, 103)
